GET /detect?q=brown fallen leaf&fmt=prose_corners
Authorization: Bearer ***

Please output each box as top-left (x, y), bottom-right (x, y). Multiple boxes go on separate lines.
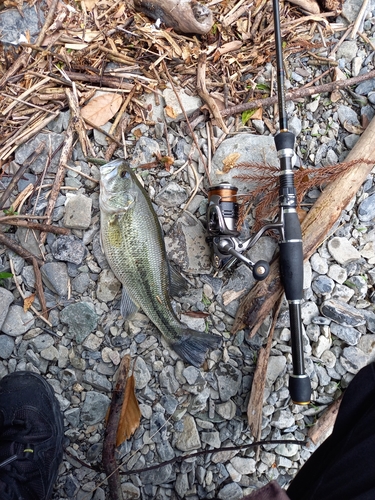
top-left (81, 93), bottom-right (123, 129)
top-left (116, 371), bottom-right (141, 446)
top-left (24, 293), bottom-right (36, 312)
top-left (343, 121), bottom-right (363, 135)
top-left (165, 105), bottom-right (178, 119)
top-left (222, 152), bottom-right (241, 173)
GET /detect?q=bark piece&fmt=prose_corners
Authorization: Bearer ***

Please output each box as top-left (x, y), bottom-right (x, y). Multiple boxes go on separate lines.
top-left (232, 115), bottom-right (375, 335)
top-left (308, 395), bottom-right (342, 446)
top-left (133, 0), bottom-right (214, 34)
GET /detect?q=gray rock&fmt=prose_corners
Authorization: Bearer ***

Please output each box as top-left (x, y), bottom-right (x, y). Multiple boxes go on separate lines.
top-left (210, 134), bottom-right (278, 192)
top-left (30, 334), bottom-right (54, 351)
top-left (81, 391), bottom-right (111, 425)
top-left (120, 483), bottom-right (140, 499)
top-left (63, 193), bottom-right (92, 229)
top-left (15, 132), bottom-right (65, 174)
top-left (140, 464), bottom-right (173, 485)
top-left (288, 115), bottom-right (302, 137)
top-left (165, 211), bottom-right (211, 274)
top-left (330, 322), bottom-right (361, 345)
top-left (358, 193), bottom-right (375, 222)
top-left (328, 264), bottom-right (347, 284)
top-left (133, 357), bottom-right (151, 390)
top-left (160, 394), bottom-right (178, 415)
top-left (155, 182), bottom-right (189, 207)
top-left (356, 79), bottom-right (375, 95)
top-left (16, 227), bottom-right (44, 259)
top-left (71, 273), bottom-right (91, 294)
top-left (315, 364), bottom-right (330, 386)
top-left (341, 346), bottom-right (369, 374)
top-left (51, 235), bottom-right (86, 265)
top-left (163, 87), bottom-right (202, 122)
top-left (337, 105), bottom-right (359, 126)
top-left (129, 137), bottom-right (160, 169)
top-left (0, 335), bottom-right (15, 359)
top-left (271, 409), bottom-right (295, 429)
top-left (310, 253), bottom-right (329, 274)
top-left (142, 92), bottom-right (165, 122)
top-left (83, 370), bottom-right (112, 392)
top-left (175, 414), bottom-right (201, 451)
top-left (321, 299), bottom-right (365, 327)
top-left (275, 434), bottom-right (299, 457)
top-left (230, 456), bottom-right (256, 474)
top-left (266, 356), bottom-right (286, 387)
top-left (96, 270), bottom-right (121, 302)
top-left (21, 266), bottom-right (36, 289)
top-left (1, 305), bottom-right (34, 336)
top-left (93, 122), bottom-right (112, 147)
top-left (41, 262), bottom-right (69, 297)
top-left (0, 2), bottom-right (45, 44)
top-left (218, 482), bottom-right (243, 500)
top-left (327, 237), bottom-right (361, 264)
top-left (337, 40), bottom-right (358, 62)
top-left (182, 366), bottom-right (200, 385)
top-left (0, 288), bottom-right (14, 331)
top-left (159, 365), bottom-right (179, 394)
top-left (60, 302), bottom-right (98, 343)
top-left (216, 363), bottom-right (242, 402)
top-left (312, 276), bottom-right (335, 295)
top-left (175, 472), bottom-right (189, 498)
top-left (156, 440), bottom-right (175, 461)
top-left (344, 134), bottom-right (360, 149)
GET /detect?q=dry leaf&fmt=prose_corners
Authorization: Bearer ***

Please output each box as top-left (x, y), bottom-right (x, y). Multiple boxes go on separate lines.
top-left (222, 152), bottom-right (241, 173)
top-left (165, 105), bottom-right (178, 119)
top-left (82, 0), bottom-right (99, 11)
top-left (113, 3), bottom-right (126, 18)
top-left (331, 67), bottom-right (346, 103)
top-left (343, 121), bottom-right (363, 135)
top-left (251, 108), bottom-right (263, 121)
top-left (24, 293), bottom-right (35, 312)
top-left (81, 93), bottom-right (123, 128)
top-left (116, 374), bottom-right (141, 446)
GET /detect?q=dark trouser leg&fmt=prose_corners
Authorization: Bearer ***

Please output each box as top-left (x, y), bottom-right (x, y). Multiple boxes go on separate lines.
top-left (287, 362), bottom-right (375, 500)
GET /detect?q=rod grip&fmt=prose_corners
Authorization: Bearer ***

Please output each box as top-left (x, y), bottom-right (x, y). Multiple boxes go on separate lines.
top-left (279, 212), bottom-right (303, 301)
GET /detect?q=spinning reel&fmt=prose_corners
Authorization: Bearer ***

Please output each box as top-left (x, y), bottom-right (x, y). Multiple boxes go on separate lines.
top-left (206, 183), bottom-right (282, 281)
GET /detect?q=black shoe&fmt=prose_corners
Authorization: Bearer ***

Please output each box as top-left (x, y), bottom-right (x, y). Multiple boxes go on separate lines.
top-left (0, 371), bottom-right (64, 500)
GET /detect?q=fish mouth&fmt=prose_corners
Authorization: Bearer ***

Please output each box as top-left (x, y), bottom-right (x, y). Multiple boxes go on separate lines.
top-left (99, 158), bottom-right (124, 181)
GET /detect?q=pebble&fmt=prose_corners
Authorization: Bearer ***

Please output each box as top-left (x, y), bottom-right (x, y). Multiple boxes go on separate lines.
top-left (81, 392), bottom-right (111, 425)
top-left (51, 235), bottom-right (87, 265)
top-left (0, 288), bottom-right (14, 331)
top-left (60, 302), bottom-right (98, 343)
top-left (1, 305), bottom-right (35, 336)
top-left (327, 237), bottom-right (361, 264)
top-left (63, 193), bottom-right (92, 229)
top-left (321, 299), bottom-right (365, 327)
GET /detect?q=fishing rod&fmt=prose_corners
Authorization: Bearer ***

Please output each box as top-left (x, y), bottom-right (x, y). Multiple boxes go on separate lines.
top-left (206, 1), bottom-right (311, 405)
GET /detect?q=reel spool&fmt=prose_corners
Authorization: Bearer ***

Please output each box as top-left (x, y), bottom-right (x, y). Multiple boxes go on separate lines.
top-left (206, 184), bottom-right (270, 280)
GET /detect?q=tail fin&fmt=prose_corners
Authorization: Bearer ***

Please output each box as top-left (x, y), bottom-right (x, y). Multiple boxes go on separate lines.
top-left (171, 329), bottom-right (222, 367)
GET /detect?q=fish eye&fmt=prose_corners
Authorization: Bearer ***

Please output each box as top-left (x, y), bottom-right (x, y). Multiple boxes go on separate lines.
top-left (120, 169), bottom-right (129, 179)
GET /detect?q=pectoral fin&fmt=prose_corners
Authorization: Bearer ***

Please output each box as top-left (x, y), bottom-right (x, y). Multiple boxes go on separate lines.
top-left (120, 287), bottom-right (139, 319)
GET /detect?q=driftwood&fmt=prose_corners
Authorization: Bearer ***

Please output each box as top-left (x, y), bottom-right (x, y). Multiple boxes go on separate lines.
top-left (232, 114), bottom-right (375, 335)
top-left (308, 395), bottom-right (343, 446)
top-left (247, 298), bottom-right (283, 444)
top-left (132, 0), bottom-right (213, 34)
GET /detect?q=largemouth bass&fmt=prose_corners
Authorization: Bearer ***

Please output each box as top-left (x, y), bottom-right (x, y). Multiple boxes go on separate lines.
top-left (99, 159), bottom-right (222, 367)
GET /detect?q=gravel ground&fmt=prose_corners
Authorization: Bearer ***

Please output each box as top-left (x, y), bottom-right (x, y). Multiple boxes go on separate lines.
top-left (0, 0), bottom-right (375, 499)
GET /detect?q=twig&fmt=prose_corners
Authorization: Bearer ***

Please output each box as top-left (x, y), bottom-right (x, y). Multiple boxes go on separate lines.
top-left (65, 71), bottom-right (134, 90)
top-left (9, 258), bottom-right (51, 326)
top-left (196, 53), bottom-right (229, 134)
top-left (40, 112), bottom-right (75, 244)
top-left (0, 143), bottom-right (45, 209)
top-left (350, 0), bottom-right (369, 39)
top-left (307, 395), bottom-right (343, 446)
top-left (32, 257), bottom-right (48, 319)
top-left (0, 219), bottom-right (70, 235)
top-left (247, 297), bottom-right (283, 458)
top-left (63, 164), bottom-right (99, 184)
top-left (0, 234), bottom-right (43, 266)
top-left (65, 87), bottom-right (93, 157)
top-left (162, 61), bottom-right (211, 184)
top-left (0, 0), bottom-right (60, 89)
top-left (221, 70), bottom-right (375, 117)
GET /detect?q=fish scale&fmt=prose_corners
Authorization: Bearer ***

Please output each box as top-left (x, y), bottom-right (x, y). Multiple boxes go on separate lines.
top-left (99, 159), bottom-right (222, 367)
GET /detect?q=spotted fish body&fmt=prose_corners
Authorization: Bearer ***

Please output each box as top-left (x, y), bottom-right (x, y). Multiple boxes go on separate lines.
top-left (99, 159), bottom-right (221, 367)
